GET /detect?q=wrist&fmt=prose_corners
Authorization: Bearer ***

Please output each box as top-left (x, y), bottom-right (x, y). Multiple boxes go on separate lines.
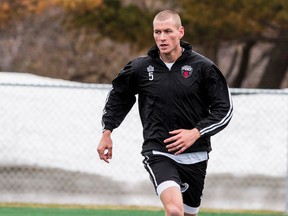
top-left (103, 129), bottom-right (112, 136)
top-left (192, 128), bottom-right (201, 138)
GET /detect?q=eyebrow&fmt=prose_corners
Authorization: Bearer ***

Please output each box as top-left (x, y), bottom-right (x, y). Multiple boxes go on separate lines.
top-left (153, 27), bottom-right (174, 31)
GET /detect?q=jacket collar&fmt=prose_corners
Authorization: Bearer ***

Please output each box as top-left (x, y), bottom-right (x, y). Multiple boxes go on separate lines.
top-left (147, 41), bottom-right (192, 59)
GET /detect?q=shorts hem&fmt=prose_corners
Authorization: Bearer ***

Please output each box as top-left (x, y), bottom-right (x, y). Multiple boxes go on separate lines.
top-left (156, 180), bottom-right (180, 196)
top-left (183, 204), bottom-right (199, 214)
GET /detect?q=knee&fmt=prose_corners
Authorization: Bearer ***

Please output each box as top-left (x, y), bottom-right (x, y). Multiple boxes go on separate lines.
top-left (165, 204), bottom-right (183, 216)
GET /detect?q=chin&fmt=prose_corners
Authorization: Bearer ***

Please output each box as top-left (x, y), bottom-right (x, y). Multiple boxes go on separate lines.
top-left (159, 49), bottom-right (171, 55)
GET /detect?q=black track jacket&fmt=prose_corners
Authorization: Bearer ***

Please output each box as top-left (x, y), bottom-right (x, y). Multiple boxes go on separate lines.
top-left (102, 41), bottom-right (233, 154)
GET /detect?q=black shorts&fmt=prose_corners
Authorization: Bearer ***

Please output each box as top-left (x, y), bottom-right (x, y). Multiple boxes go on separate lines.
top-left (142, 152), bottom-right (207, 212)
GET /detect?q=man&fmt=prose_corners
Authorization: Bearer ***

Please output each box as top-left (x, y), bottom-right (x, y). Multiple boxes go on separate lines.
top-left (97, 10), bottom-right (233, 216)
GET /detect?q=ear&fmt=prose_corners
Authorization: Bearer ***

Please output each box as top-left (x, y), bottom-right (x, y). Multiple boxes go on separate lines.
top-left (179, 26), bottom-right (184, 39)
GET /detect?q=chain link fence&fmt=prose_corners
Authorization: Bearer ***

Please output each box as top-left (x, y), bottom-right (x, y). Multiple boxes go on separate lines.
top-left (0, 72), bottom-right (288, 212)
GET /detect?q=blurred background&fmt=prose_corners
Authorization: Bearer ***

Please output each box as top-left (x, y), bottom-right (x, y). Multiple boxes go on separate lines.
top-left (0, 0), bottom-right (288, 214)
top-left (0, 0), bottom-right (287, 88)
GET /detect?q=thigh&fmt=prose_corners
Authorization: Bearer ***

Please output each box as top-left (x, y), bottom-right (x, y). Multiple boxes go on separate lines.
top-left (178, 160), bottom-right (208, 209)
top-left (143, 153), bottom-right (181, 195)
top-left (160, 186), bottom-right (184, 215)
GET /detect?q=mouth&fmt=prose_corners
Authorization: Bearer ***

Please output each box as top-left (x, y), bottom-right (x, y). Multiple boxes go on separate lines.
top-left (159, 44), bottom-right (169, 49)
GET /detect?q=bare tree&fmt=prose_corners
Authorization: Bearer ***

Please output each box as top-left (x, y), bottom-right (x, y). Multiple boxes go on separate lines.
top-left (257, 31), bottom-right (288, 88)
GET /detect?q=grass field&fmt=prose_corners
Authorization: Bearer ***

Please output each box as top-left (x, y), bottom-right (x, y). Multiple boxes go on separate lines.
top-left (0, 206), bottom-right (286, 216)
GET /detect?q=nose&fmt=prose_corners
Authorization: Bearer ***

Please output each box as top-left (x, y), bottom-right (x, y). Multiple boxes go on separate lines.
top-left (159, 32), bottom-right (166, 41)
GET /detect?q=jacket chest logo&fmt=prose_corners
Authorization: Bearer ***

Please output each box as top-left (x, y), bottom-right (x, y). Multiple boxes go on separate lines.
top-left (181, 65), bottom-right (193, 78)
top-left (147, 65), bottom-right (154, 81)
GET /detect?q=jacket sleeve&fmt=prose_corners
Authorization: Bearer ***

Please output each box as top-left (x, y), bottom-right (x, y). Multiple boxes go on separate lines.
top-left (195, 65), bottom-right (233, 137)
top-left (101, 61), bottom-right (137, 132)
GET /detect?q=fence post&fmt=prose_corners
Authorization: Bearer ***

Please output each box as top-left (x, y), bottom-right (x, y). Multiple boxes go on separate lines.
top-left (286, 90), bottom-right (288, 214)
top-left (287, 166), bottom-right (288, 214)
top-left (287, 152), bottom-right (288, 214)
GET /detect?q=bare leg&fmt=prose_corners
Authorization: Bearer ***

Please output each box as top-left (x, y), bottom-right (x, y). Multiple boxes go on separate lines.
top-left (160, 186), bottom-right (184, 216)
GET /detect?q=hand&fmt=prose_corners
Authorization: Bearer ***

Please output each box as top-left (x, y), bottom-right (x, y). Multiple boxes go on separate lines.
top-left (97, 130), bottom-right (113, 163)
top-left (164, 128), bottom-right (201, 155)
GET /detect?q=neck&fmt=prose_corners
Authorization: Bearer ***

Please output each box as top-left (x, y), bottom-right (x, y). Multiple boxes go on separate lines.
top-left (160, 46), bottom-right (183, 63)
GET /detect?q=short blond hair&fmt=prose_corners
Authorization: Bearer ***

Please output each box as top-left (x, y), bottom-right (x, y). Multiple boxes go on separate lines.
top-left (153, 10), bottom-right (182, 28)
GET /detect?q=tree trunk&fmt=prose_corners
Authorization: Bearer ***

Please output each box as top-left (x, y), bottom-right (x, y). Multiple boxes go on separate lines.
top-left (198, 44), bottom-right (219, 65)
top-left (257, 33), bottom-right (288, 89)
top-left (226, 46), bottom-right (240, 83)
top-left (230, 40), bottom-right (256, 88)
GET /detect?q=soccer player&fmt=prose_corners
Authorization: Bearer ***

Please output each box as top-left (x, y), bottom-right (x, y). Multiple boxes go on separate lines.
top-left (97, 10), bottom-right (233, 216)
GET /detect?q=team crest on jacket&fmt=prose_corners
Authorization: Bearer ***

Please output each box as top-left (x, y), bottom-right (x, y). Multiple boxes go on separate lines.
top-left (181, 65), bottom-right (193, 78)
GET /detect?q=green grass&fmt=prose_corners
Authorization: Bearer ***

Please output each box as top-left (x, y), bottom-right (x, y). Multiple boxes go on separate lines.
top-left (0, 207), bottom-right (162, 216)
top-left (0, 206), bottom-right (285, 216)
